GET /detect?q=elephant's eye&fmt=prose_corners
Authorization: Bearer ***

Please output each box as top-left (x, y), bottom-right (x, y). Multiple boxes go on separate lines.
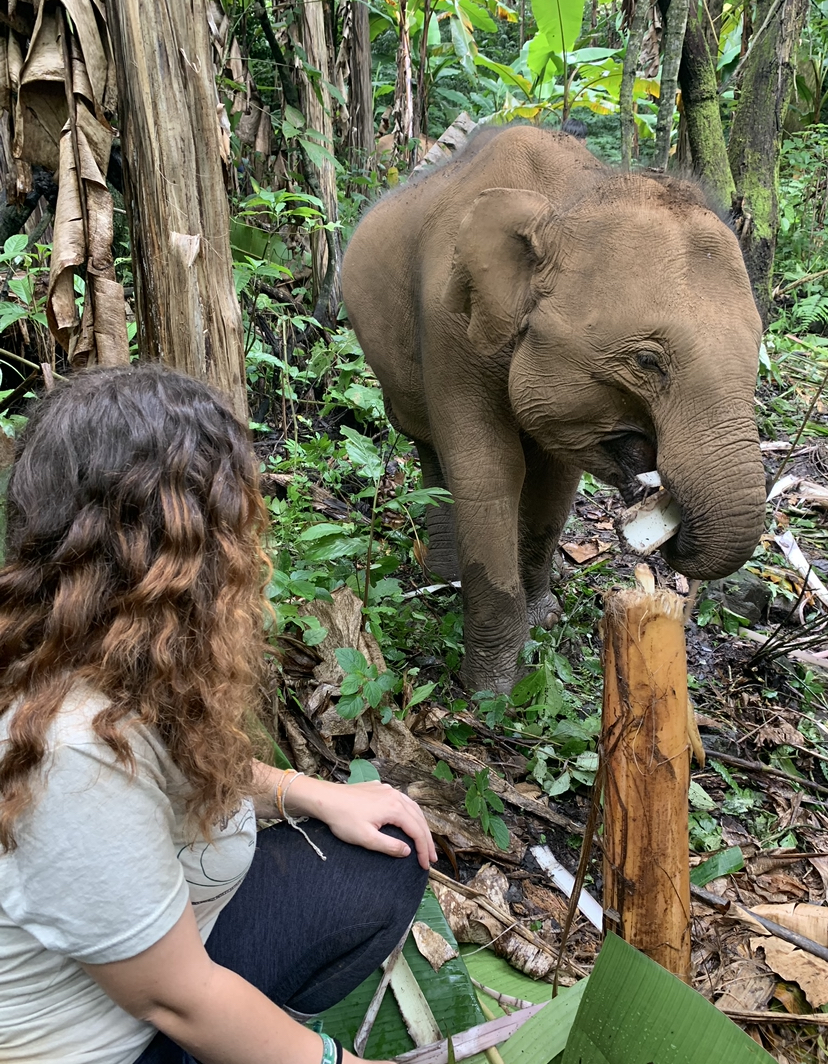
top-left (636, 351), bottom-right (666, 375)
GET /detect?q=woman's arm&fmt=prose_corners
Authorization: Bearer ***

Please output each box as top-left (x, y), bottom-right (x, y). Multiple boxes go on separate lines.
top-left (252, 762), bottom-right (437, 870)
top-left (82, 903), bottom-right (388, 1064)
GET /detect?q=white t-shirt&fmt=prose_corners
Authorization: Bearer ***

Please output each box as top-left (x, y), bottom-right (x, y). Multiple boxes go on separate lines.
top-left (0, 684), bottom-right (257, 1063)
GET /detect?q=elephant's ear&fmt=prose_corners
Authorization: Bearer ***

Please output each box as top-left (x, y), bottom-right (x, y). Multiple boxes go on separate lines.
top-left (444, 188), bottom-right (556, 355)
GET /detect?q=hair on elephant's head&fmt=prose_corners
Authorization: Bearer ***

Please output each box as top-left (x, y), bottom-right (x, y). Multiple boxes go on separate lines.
top-left (444, 177), bottom-right (766, 582)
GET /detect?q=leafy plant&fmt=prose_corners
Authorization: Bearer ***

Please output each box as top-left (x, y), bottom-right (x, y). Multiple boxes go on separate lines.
top-left (335, 646), bottom-right (401, 721)
top-left (463, 767), bottom-right (511, 850)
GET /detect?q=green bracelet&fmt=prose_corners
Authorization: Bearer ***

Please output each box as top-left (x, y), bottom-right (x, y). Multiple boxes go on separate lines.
top-left (320, 1033), bottom-right (343, 1064)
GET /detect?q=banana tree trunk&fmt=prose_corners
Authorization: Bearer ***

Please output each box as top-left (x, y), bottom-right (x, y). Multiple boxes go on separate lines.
top-left (103, 0), bottom-right (247, 419)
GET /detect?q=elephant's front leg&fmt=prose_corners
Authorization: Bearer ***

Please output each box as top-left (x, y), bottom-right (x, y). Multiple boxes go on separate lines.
top-left (435, 426), bottom-right (528, 694)
top-left (519, 439), bottom-right (581, 627)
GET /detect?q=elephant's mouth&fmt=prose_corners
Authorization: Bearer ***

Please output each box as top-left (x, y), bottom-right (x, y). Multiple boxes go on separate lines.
top-left (599, 431), bottom-right (659, 505)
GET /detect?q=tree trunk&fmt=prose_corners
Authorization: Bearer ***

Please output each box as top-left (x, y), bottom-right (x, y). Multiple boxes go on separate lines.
top-left (103, 0), bottom-right (247, 418)
top-left (676, 7), bottom-right (735, 207)
top-left (620, 0), bottom-right (650, 170)
top-left (727, 0), bottom-right (808, 320)
top-left (291, 0), bottom-right (342, 325)
top-left (346, 0), bottom-right (375, 172)
top-left (654, 0), bottom-right (690, 169)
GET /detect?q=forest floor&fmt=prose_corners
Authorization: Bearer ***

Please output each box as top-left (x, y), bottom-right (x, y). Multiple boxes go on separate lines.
top-left (257, 322), bottom-right (828, 1062)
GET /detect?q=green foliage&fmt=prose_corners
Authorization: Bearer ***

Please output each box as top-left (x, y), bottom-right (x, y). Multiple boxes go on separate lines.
top-left (463, 767), bottom-right (511, 850)
top-left (0, 235), bottom-right (49, 339)
top-left (335, 646), bottom-right (400, 721)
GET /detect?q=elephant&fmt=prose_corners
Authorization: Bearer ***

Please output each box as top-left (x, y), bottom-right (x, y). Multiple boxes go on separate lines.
top-left (341, 125), bottom-right (766, 694)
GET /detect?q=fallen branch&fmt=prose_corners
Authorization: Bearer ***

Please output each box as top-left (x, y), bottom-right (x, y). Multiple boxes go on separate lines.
top-left (692, 884), bottom-right (828, 964)
top-left (419, 738), bottom-right (585, 834)
top-left (703, 748), bottom-right (828, 797)
top-left (721, 1008), bottom-right (828, 1027)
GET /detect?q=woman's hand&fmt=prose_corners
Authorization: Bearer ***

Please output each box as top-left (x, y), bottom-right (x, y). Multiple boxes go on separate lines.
top-left (252, 763), bottom-right (436, 870)
top-left (296, 777), bottom-right (437, 870)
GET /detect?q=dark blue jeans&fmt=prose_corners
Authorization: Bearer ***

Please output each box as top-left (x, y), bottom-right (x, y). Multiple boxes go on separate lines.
top-left (134, 819), bottom-right (428, 1064)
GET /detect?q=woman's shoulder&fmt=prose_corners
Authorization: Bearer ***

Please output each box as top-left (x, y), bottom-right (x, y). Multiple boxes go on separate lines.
top-left (2, 681), bottom-right (177, 782)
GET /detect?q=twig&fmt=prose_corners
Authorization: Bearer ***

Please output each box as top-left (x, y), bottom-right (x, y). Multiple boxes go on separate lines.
top-left (704, 749), bottom-right (828, 797)
top-left (691, 884), bottom-right (828, 963)
top-left (0, 369), bottom-right (38, 414)
top-left (0, 348), bottom-right (66, 381)
top-left (470, 979), bottom-right (533, 1012)
top-left (722, 1008), bottom-right (828, 1027)
top-left (773, 266), bottom-right (828, 298)
top-left (428, 869), bottom-right (563, 963)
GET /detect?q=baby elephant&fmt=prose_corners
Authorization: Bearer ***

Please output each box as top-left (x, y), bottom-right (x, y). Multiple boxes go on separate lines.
top-left (341, 125), bottom-right (765, 693)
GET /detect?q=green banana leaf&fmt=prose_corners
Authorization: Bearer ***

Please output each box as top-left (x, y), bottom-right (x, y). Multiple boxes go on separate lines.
top-left (561, 933), bottom-right (776, 1064)
top-left (318, 889), bottom-right (487, 1061)
top-left (460, 945), bottom-right (587, 1063)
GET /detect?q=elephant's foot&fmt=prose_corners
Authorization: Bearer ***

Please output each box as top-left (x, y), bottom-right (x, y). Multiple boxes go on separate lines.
top-left (459, 629), bottom-right (530, 695)
top-left (527, 590), bottom-right (561, 629)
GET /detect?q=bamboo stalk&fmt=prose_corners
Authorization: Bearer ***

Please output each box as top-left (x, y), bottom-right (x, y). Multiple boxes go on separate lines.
top-left (601, 572), bottom-right (692, 981)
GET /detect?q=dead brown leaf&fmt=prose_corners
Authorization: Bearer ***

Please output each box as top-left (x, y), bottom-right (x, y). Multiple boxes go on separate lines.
top-left (411, 921), bottom-right (458, 971)
top-left (560, 539), bottom-right (613, 564)
top-left (752, 937), bottom-right (828, 1009)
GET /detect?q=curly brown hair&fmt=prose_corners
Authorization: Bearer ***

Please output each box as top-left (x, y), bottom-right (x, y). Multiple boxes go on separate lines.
top-left (0, 365), bottom-right (269, 851)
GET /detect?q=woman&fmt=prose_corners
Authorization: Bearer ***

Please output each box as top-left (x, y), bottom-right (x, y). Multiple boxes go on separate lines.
top-left (0, 365), bottom-right (435, 1064)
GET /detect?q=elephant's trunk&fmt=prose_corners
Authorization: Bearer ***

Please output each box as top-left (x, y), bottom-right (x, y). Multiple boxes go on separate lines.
top-left (656, 398), bottom-right (766, 581)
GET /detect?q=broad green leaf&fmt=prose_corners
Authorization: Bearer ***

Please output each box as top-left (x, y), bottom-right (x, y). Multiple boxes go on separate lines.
top-left (348, 758), bottom-right (381, 783)
top-left (336, 693), bottom-right (367, 719)
top-left (299, 522), bottom-right (354, 541)
top-left (363, 678), bottom-right (385, 708)
top-left (450, 12), bottom-right (478, 79)
top-left (690, 846), bottom-right (745, 887)
top-left (2, 233), bottom-right (28, 257)
top-left (339, 674), bottom-right (363, 696)
top-left (0, 303), bottom-right (29, 334)
top-left (457, 0), bottom-right (497, 31)
top-left (474, 54), bottom-right (532, 94)
top-left (526, 30), bottom-right (558, 78)
top-left (530, 0), bottom-right (583, 55)
top-left (568, 46), bottom-right (620, 62)
top-left (434, 760), bottom-right (454, 781)
top-left (561, 933), bottom-right (775, 1063)
top-left (319, 890), bottom-right (486, 1059)
top-left (489, 815), bottom-right (511, 851)
top-left (340, 426), bottom-right (385, 479)
top-left (284, 103), bottom-right (306, 130)
top-left (299, 135), bottom-right (340, 172)
top-left (688, 780), bottom-right (716, 810)
top-left (8, 276), bottom-right (32, 305)
top-left (460, 945), bottom-right (588, 1062)
top-left (335, 646), bottom-right (369, 674)
top-left (229, 219), bottom-right (289, 264)
top-left (407, 681), bottom-right (437, 709)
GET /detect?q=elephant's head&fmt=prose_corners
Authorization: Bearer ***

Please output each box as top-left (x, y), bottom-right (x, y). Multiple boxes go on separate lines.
top-left (443, 179), bottom-right (766, 580)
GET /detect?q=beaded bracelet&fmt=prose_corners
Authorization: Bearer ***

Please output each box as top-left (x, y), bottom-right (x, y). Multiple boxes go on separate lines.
top-left (320, 1033), bottom-right (343, 1064)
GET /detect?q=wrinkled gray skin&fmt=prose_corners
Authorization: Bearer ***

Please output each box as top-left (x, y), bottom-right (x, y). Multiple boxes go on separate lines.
top-left (341, 126), bottom-right (765, 693)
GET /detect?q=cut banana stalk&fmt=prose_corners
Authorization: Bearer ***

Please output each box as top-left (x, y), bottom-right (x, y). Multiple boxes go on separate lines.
top-left (636, 470), bottom-right (662, 489)
top-left (618, 490), bottom-right (682, 555)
